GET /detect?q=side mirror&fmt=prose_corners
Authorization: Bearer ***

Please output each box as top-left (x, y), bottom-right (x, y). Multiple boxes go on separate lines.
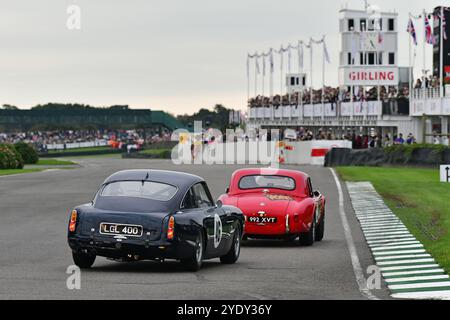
top-left (225, 187), bottom-right (230, 194)
top-left (313, 190), bottom-right (321, 198)
top-left (216, 200), bottom-right (223, 208)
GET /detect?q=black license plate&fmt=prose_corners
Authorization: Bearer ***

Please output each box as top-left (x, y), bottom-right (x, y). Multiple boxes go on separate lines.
top-left (248, 217), bottom-right (278, 224)
top-left (99, 223), bottom-right (143, 237)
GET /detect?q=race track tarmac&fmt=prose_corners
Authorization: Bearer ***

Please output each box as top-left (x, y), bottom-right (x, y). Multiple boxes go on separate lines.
top-left (0, 157), bottom-right (392, 299)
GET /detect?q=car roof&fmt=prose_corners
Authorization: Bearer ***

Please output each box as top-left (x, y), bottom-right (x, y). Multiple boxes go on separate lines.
top-left (103, 169), bottom-right (204, 188)
top-left (231, 168), bottom-right (309, 179)
top-left (227, 168), bottom-right (310, 196)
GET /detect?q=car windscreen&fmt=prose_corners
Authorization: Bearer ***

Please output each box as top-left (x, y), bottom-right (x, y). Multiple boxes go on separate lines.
top-left (238, 175), bottom-right (295, 191)
top-left (100, 181), bottom-right (178, 201)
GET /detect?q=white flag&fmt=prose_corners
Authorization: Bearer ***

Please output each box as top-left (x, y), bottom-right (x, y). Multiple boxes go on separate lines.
top-left (298, 41), bottom-right (304, 71)
top-left (323, 41), bottom-right (331, 63)
top-left (280, 48), bottom-right (284, 72)
top-left (255, 56), bottom-right (260, 74)
top-left (288, 45), bottom-right (292, 72)
top-left (262, 55), bottom-right (266, 76)
top-left (269, 49), bottom-right (274, 73)
top-left (246, 55), bottom-right (250, 77)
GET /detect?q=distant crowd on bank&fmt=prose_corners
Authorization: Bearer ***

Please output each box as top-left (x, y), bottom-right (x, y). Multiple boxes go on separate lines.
top-left (0, 129), bottom-right (173, 150)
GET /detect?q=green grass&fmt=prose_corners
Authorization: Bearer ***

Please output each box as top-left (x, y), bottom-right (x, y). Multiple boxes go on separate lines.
top-left (61, 153), bottom-right (122, 159)
top-left (337, 167), bottom-right (450, 273)
top-left (48, 146), bottom-right (111, 154)
top-left (139, 149), bottom-right (171, 155)
top-left (0, 169), bottom-right (43, 176)
top-left (37, 159), bottom-right (76, 166)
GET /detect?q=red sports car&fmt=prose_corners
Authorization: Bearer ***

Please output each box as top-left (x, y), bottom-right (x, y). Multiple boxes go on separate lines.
top-left (218, 168), bottom-right (325, 246)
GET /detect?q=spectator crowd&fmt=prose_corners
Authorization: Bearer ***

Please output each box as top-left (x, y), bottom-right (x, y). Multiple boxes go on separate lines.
top-left (248, 85), bottom-right (410, 108)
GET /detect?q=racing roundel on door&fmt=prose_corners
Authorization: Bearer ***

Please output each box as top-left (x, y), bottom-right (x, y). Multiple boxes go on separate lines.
top-left (214, 214), bottom-right (223, 248)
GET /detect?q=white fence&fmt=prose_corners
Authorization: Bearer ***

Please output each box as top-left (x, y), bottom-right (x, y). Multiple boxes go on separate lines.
top-left (190, 140), bottom-right (352, 166)
top-left (45, 139), bottom-right (109, 151)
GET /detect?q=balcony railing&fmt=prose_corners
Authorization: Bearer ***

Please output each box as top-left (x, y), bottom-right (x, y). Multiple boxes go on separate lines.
top-left (248, 100), bottom-right (395, 120)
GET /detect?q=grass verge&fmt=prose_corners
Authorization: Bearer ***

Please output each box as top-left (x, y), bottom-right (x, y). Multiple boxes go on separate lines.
top-left (0, 169), bottom-right (44, 176)
top-left (37, 159), bottom-right (76, 166)
top-left (336, 166), bottom-right (450, 273)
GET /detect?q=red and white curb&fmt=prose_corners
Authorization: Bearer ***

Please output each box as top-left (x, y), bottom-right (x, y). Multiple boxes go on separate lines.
top-left (346, 182), bottom-right (450, 300)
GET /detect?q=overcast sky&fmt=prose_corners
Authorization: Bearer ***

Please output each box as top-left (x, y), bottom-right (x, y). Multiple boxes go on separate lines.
top-left (0, 0), bottom-right (444, 115)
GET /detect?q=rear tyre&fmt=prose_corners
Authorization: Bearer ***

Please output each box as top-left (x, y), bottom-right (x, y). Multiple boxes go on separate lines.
top-left (181, 233), bottom-right (204, 272)
top-left (72, 251), bottom-right (96, 269)
top-left (315, 215), bottom-right (325, 242)
top-left (220, 223), bottom-right (241, 264)
top-left (299, 214), bottom-right (316, 247)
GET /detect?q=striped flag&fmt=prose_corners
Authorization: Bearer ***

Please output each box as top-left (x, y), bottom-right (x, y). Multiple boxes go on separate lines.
top-left (443, 9), bottom-right (447, 40)
top-left (425, 15), bottom-right (435, 45)
top-left (407, 18), bottom-right (418, 46)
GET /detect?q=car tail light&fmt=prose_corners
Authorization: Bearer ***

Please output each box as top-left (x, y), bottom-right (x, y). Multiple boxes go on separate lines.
top-left (167, 216), bottom-right (175, 240)
top-left (69, 210), bottom-right (77, 232)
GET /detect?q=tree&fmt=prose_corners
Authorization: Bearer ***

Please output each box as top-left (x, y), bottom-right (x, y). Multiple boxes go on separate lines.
top-left (2, 104), bottom-right (18, 110)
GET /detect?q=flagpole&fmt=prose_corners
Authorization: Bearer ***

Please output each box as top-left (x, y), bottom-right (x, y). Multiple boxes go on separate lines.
top-left (270, 49), bottom-right (274, 108)
top-left (408, 14), bottom-right (413, 102)
top-left (255, 52), bottom-right (259, 98)
top-left (310, 38), bottom-right (313, 120)
top-left (440, 6), bottom-right (444, 98)
top-left (423, 9), bottom-right (427, 82)
top-left (280, 47), bottom-right (284, 99)
top-left (322, 35), bottom-right (326, 108)
top-left (262, 54), bottom-right (265, 99)
top-left (247, 54), bottom-right (250, 105)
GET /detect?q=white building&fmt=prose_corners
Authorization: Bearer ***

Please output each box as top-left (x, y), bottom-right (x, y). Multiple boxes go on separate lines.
top-left (247, 4), bottom-right (421, 143)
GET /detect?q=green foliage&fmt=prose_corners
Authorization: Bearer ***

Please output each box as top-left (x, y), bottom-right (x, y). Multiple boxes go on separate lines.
top-left (177, 104), bottom-right (235, 132)
top-left (385, 144), bottom-right (449, 163)
top-left (0, 144), bottom-right (24, 169)
top-left (14, 142), bottom-right (39, 164)
top-left (2, 104), bottom-right (18, 110)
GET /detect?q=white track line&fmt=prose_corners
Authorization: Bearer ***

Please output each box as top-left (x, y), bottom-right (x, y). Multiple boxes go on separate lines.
top-left (389, 281), bottom-right (450, 290)
top-left (391, 291), bottom-right (450, 300)
top-left (374, 249), bottom-right (427, 256)
top-left (385, 275), bottom-right (449, 283)
top-left (330, 169), bottom-right (378, 300)
top-left (375, 254), bottom-right (431, 261)
top-left (370, 241), bottom-right (420, 248)
top-left (377, 258), bottom-right (435, 266)
top-left (367, 238), bottom-right (416, 245)
top-left (372, 244), bottom-right (423, 251)
top-left (379, 264), bottom-right (440, 272)
top-left (382, 269), bottom-right (445, 277)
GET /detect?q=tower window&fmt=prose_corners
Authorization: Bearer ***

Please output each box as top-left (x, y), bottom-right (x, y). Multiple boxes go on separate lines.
top-left (388, 19), bottom-right (395, 31)
top-left (348, 19), bottom-right (355, 31)
top-left (389, 52), bottom-right (395, 65)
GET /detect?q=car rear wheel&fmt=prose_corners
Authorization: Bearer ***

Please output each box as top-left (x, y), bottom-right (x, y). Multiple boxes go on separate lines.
top-left (72, 251), bottom-right (96, 269)
top-left (315, 215), bottom-right (325, 242)
top-left (181, 233), bottom-right (204, 272)
top-left (299, 214), bottom-right (316, 247)
top-left (220, 223), bottom-right (241, 264)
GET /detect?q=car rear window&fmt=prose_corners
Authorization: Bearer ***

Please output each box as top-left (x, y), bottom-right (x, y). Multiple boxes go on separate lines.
top-left (238, 175), bottom-right (295, 191)
top-left (101, 181), bottom-right (178, 201)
